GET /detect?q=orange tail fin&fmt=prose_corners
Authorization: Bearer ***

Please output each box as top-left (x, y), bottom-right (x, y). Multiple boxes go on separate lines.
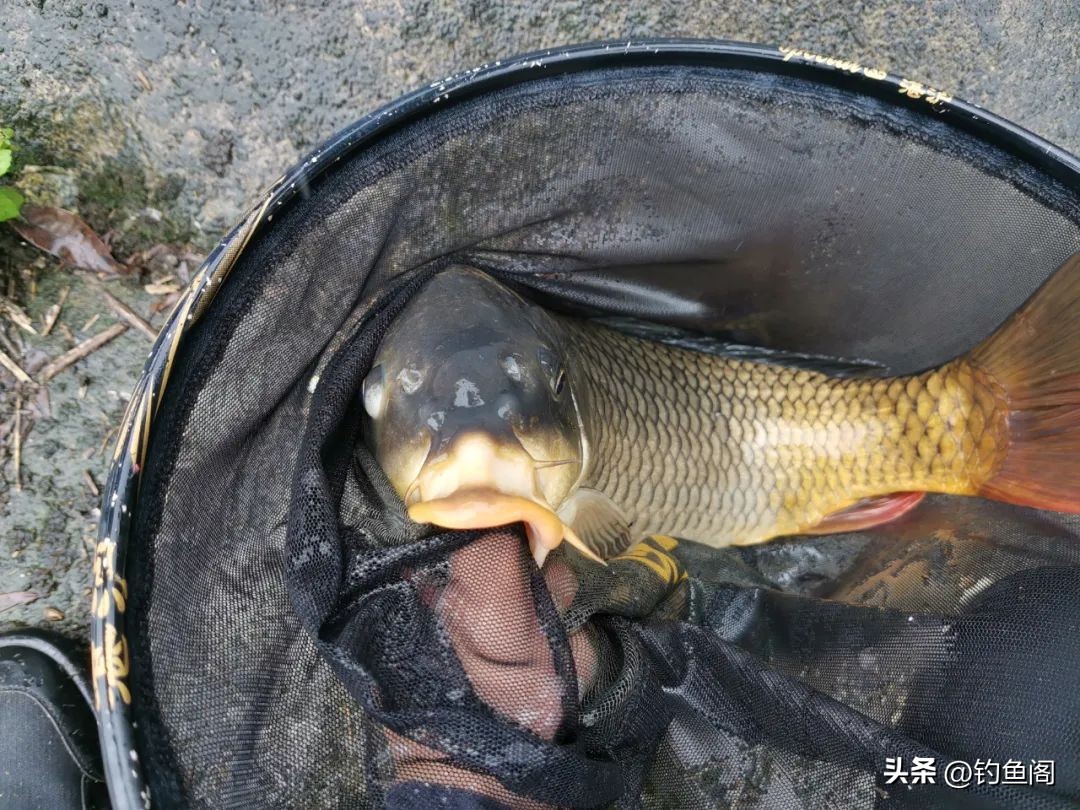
top-left (969, 251), bottom-right (1080, 513)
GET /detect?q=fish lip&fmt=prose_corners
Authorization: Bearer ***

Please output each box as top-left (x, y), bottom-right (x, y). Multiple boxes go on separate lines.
top-left (406, 488), bottom-right (539, 521)
top-left (406, 488), bottom-right (555, 534)
top-left (405, 488), bottom-right (604, 567)
top-left (406, 488), bottom-right (556, 550)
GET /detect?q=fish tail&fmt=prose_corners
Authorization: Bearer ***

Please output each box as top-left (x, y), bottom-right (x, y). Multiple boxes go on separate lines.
top-left (967, 251), bottom-right (1080, 513)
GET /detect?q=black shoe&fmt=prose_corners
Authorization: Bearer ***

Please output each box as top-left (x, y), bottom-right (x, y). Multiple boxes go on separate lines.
top-left (0, 631), bottom-right (109, 809)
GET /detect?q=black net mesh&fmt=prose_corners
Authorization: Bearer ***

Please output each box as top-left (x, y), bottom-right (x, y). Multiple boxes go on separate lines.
top-left (127, 64), bottom-right (1080, 808)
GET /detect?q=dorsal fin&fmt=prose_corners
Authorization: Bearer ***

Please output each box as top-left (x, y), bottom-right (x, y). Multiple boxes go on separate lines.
top-left (593, 316), bottom-right (887, 378)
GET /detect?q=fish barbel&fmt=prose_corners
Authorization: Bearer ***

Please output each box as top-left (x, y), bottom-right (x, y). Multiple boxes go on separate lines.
top-left (363, 256), bottom-right (1080, 567)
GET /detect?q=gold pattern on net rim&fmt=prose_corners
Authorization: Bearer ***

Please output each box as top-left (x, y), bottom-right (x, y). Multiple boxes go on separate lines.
top-left (90, 537), bottom-right (131, 710)
top-left (91, 624), bottom-right (132, 711)
top-left (778, 46), bottom-right (952, 106)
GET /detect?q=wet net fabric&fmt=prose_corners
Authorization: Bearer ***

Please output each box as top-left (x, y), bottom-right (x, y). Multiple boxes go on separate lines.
top-left (126, 64), bottom-right (1080, 808)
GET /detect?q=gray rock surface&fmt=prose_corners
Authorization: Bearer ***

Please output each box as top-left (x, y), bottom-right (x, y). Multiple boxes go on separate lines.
top-left (4, 1), bottom-right (1078, 238)
top-left (0, 0), bottom-right (1077, 633)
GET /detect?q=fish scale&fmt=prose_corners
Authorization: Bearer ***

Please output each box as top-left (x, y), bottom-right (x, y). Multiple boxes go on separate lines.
top-left (559, 318), bottom-right (1009, 547)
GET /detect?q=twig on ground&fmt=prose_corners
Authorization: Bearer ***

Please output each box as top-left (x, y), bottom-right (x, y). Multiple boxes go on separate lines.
top-left (0, 591), bottom-right (39, 613)
top-left (83, 469), bottom-right (100, 498)
top-left (0, 348), bottom-right (32, 384)
top-left (38, 323), bottom-right (129, 383)
top-left (97, 424), bottom-right (119, 456)
top-left (144, 280), bottom-right (181, 295)
top-left (1, 299), bottom-right (38, 336)
top-left (40, 286), bottom-right (70, 336)
top-left (0, 327), bottom-right (20, 358)
top-left (90, 280), bottom-right (157, 340)
top-left (80, 313), bottom-right (100, 332)
top-left (13, 393), bottom-right (21, 491)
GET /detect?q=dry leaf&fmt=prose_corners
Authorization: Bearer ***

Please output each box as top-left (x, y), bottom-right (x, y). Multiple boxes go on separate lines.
top-left (0, 591), bottom-right (40, 613)
top-left (123, 243), bottom-right (168, 269)
top-left (10, 205), bottom-right (127, 274)
top-left (125, 242), bottom-right (202, 279)
top-left (43, 606), bottom-right (65, 621)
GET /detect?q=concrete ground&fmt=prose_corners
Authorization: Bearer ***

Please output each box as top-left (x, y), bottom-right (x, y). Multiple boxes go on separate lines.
top-left (0, 1), bottom-right (1077, 635)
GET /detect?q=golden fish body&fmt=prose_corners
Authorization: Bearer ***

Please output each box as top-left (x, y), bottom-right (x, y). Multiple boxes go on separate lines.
top-left (565, 319), bottom-right (1006, 547)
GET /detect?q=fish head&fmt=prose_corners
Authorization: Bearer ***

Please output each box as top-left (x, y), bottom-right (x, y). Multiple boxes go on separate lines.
top-left (363, 266), bottom-right (595, 566)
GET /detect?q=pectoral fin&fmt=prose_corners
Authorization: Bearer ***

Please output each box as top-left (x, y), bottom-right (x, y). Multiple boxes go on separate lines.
top-left (804, 491), bottom-right (925, 535)
top-left (557, 488), bottom-right (634, 561)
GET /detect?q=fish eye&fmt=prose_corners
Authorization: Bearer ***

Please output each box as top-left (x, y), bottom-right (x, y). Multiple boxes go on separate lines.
top-left (362, 365), bottom-right (386, 419)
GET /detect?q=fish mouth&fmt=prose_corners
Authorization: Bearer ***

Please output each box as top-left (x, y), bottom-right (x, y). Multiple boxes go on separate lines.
top-left (403, 432), bottom-right (599, 568)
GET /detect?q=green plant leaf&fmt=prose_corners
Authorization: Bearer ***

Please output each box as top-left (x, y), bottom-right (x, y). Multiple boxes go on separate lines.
top-left (0, 186), bottom-right (24, 222)
top-left (0, 149), bottom-right (11, 177)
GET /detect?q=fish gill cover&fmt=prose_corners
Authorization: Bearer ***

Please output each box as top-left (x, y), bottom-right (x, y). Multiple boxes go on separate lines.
top-left (114, 53), bottom-right (1080, 808)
